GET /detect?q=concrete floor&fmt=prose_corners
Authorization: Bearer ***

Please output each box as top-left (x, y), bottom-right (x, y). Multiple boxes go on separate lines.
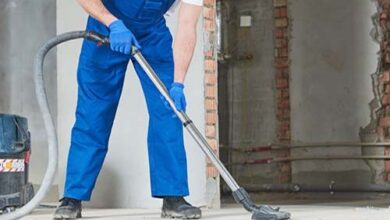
top-left (19, 204), bottom-right (390, 220)
top-left (14, 193), bottom-right (390, 220)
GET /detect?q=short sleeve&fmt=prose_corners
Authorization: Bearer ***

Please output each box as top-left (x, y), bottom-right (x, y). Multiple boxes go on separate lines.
top-left (181, 0), bottom-right (203, 6)
top-left (166, 0), bottom-right (203, 16)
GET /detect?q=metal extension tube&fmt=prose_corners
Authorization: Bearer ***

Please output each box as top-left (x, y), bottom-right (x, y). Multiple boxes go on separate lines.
top-left (131, 49), bottom-right (263, 212)
top-left (132, 49), bottom-right (242, 191)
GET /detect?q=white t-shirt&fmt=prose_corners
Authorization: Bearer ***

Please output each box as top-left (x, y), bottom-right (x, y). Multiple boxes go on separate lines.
top-left (167, 0), bottom-right (203, 15)
top-left (181, 0), bottom-right (203, 6)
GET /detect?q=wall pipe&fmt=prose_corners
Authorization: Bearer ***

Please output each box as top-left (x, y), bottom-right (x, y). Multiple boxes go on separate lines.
top-left (227, 156), bottom-right (390, 166)
top-left (224, 142), bottom-right (390, 153)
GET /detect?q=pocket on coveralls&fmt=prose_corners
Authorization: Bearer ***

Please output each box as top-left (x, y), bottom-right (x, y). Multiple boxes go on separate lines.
top-left (137, 0), bottom-right (167, 21)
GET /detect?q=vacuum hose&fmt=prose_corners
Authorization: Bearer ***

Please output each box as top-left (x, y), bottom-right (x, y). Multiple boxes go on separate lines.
top-left (0, 31), bottom-right (108, 220)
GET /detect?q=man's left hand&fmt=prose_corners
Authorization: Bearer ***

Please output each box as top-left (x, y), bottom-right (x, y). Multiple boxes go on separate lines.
top-left (169, 82), bottom-right (187, 112)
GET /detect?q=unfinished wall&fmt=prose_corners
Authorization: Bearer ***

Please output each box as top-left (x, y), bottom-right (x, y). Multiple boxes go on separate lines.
top-left (0, 0), bottom-right (57, 198)
top-left (273, 0), bottom-right (292, 183)
top-left (374, 0), bottom-right (390, 182)
top-left (218, 0), bottom-right (280, 184)
top-left (290, 0), bottom-right (378, 185)
top-left (57, 1), bottom-right (206, 208)
top-left (203, 0), bottom-right (220, 208)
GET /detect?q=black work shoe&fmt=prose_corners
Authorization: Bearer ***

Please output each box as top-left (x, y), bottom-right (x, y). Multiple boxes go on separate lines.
top-left (251, 205), bottom-right (291, 220)
top-left (161, 197), bottom-right (202, 219)
top-left (53, 198), bottom-right (82, 220)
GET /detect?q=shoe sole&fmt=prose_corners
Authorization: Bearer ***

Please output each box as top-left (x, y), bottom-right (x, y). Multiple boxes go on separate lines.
top-left (251, 217), bottom-right (290, 220)
top-left (161, 210), bottom-right (202, 219)
top-left (53, 212), bottom-right (82, 220)
top-left (251, 213), bottom-right (290, 220)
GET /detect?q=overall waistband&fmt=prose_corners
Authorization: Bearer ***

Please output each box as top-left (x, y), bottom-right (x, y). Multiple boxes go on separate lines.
top-left (103, 0), bottom-right (175, 26)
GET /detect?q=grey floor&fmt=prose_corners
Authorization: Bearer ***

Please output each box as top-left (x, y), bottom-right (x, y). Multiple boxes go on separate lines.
top-left (15, 193), bottom-right (390, 220)
top-left (20, 204), bottom-right (390, 220)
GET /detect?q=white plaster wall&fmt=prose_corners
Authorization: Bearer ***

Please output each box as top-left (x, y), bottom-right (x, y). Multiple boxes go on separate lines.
top-left (290, 0), bottom-right (378, 184)
top-left (57, 0), bottom-right (206, 208)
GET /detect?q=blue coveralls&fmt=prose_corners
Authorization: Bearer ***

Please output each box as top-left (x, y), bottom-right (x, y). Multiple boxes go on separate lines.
top-left (64, 0), bottom-right (189, 200)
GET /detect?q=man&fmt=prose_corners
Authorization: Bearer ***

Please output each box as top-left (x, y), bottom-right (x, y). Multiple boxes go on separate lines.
top-left (54, 0), bottom-right (203, 219)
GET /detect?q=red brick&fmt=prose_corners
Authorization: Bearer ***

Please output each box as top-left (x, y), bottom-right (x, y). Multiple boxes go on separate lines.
top-left (276, 70), bottom-right (283, 80)
top-left (380, 117), bottom-right (390, 127)
top-left (277, 47), bottom-right (288, 57)
top-left (203, 0), bottom-right (215, 6)
top-left (279, 121), bottom-right (290, 129)
top-left (207, 166), bottom-right (219, 178)
top-left (382, 94), bottom-right (390, 105)
top-left (205, 85), bottom-right (216, 98)
top-left (206, 112), bottom-right (217, 124)
top-left (275, 18), bottom-right (288, 28)
top-left (278, 131), bottom-right (291, 141)
top-left (277, 110), bottom-right (283, 119)
top-left (275, 39), bottom-right (287, 48)
top-left (203, 7), bottom-right (214, 19)
top-left (207, 138), bottom-right (218, 150)
top-left (276, 78), bottom-right (288, 89)
top-left (381, 12), bottom-right (388, 20)
top-left (277, 109), bottom-right (290, 120)
top-left (205, 73), bottom-right (217, 85)
top-left (381, 71), bottom-right (390, 82)
top-left (282, 88), bottom-right (290, 98)
top-left (283, 109), bottom-right (291, 118)
top-left (204, 50), bottom-right (213, 57)
top-left (204, 60), bottom-right (216, 71)
top-left (275, 58), bottom-right (289, 68)
top-left (276, 90), bottom-right (283, 99)
top-left (274, 8), bottom-right (282, 18)
top-left (206, 125), bottom-right (216, 138)
top-left (204, 19), bottom-right (215, 31)
top-left (274, 0), bottom-right (287, 7)
top-left (205, 99), bottom-right (217, 111)
top-left (278, 100), bottom-right (290, 108)
top-left (274, 29), bottom-right (285, 38)
top-left (280, 7), bottom-right (288, 17)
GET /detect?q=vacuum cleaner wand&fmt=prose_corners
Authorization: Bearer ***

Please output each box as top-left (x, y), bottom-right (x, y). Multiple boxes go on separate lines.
top-left (0, 31), bottom-right (290, 220)
top-left (130, 38), bottom-right (291, 220)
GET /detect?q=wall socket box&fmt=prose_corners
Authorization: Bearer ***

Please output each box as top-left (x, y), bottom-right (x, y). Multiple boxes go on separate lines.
top-left (240, 15), bottom-right (252, 27)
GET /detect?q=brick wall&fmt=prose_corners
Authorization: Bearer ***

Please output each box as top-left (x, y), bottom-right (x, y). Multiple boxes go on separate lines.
top-left (202, 0), bottom-right (292, 182)
top-left (376, 0), bottom-right (390, 181)
top-left (273, 0), bottom-right (292, 182)
top-left (203, 0), bottom-right (219, 178)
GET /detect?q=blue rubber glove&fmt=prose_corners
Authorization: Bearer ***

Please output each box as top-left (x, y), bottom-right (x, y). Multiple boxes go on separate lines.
top-left (169, 82), bottom-right (187, 112)
top-left (108, 20), bottom-right (141, 54)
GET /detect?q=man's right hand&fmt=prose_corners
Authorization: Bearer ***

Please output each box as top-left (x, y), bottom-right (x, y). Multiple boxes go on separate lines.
top-left (108, 20), bottom-right (141, 55)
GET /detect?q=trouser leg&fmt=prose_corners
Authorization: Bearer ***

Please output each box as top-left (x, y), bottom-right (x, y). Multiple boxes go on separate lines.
top-left (64, 18), bottom-right (130, 200)
top-left (133, 59), bottom-right (189, 197)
